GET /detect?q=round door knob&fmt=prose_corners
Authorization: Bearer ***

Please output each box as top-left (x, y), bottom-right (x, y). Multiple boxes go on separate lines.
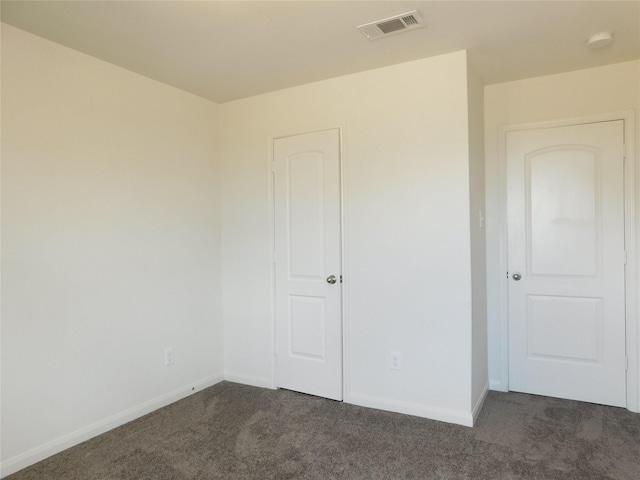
top-left (512, 272), bottom-right (522, 281)
top-left (326, 275), bottom-right (337, 284)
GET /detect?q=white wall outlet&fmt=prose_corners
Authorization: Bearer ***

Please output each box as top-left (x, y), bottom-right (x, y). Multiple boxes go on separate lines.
top-left (390, 351), bottom-right (402, 370)
top-left (164, 347), bottom-right (175, 366)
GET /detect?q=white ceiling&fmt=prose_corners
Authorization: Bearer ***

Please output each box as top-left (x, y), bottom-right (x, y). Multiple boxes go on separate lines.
top-left (2, 1), bottom-right (639, 103)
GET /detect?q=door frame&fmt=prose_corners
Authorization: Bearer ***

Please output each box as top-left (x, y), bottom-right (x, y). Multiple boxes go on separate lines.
top-left (497, 111), bottom-right (638, 412)
top-left (267, 125), bottom-right (350, 399)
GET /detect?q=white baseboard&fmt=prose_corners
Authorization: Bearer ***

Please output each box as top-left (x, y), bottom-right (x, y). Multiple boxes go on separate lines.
top-left (471, 381), bottom-right (490, 425)
top-left (0, 373), bottom-right (224, 479)
top-left (346, 391), bottom-right (474, 427)
top-left (224, 371), bottom-right (274, 389)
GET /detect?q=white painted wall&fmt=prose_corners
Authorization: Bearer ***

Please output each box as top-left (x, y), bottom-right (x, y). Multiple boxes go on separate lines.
top-left (467, 60), bottom-right (488, 415)
top-left (1, 24), bottom-right (223, 475)
top-left (220, 51), bottom-right (484, 425)
top-left (485, 61), bottom-right (640, 410)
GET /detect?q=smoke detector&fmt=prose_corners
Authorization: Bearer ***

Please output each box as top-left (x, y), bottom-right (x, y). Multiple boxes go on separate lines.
top-left (587, 32), bottom-right (613, 49)
top-left (356, 11), bottom-right (426, 40)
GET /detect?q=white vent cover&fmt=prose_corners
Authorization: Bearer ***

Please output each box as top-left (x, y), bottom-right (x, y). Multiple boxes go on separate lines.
top-left (356, 11), bottom-right (425, 40)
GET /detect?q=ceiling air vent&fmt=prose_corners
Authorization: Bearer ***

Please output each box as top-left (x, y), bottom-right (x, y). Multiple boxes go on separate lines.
top-left (357, 11), bottom-right (425, 40)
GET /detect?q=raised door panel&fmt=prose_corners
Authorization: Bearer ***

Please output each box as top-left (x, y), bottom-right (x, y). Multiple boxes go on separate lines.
top-left (287, 152), bottom-right (325, 280)
top-left (289, 295), bottom-right (326, 360)
top-left (527, 147), bottom-right (600, 277)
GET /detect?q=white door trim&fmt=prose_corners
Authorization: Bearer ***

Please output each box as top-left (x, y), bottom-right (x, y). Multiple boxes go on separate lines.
top-left (267, 125), bottom-right (350, 400)
top-left (497, 111), bottom-right (638, 412)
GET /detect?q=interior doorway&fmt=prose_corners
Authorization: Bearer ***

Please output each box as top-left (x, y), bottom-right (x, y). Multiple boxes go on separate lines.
top-left (272, 129), bottom-right (343, 401)
top-left (506, 119), bottom-right (627, 407)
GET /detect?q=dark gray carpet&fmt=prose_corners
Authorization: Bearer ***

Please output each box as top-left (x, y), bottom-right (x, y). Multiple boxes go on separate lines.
top-left (6, 381), bottom-right (640, 479)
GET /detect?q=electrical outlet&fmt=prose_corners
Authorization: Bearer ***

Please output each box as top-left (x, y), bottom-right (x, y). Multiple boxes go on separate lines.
top-left (390, 351), bottom-right (402, 370)
top-left (164, 347), bottom-right (175, 366)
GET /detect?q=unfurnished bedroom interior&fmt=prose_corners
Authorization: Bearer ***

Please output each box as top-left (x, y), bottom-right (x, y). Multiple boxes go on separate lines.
top-left (1, 1), bottom-right (639, 479)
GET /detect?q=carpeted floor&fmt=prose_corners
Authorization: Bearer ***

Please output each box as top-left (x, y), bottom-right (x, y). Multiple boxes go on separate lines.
top-left (6, 381), bottom-right (640, 479)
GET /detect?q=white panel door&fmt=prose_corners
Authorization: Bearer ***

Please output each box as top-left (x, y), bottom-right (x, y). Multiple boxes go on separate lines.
top-left (273, 129), bottom-right (342, 401)
top-left (507, 120), bottom-right (626, 407)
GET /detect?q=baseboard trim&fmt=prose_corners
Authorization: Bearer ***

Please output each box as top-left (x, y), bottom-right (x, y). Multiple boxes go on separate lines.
top-left (346, 391), bottom-right (474, 427)
top-left (0, 373), bottom-right (224, 479)
top-left (223, 371), bottom-right (274, 389)
top-left (471, 381), bottom-right (490, 425)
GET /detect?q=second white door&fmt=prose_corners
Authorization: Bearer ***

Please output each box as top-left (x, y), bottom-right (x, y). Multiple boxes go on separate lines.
top-left (507, 120), bottom-right (626, 407)
top-left (273, 129), bottom-right (342, 401)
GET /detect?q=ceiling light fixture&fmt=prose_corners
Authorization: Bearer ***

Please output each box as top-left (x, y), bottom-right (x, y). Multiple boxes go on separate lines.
top-left (587, 32), bottom-right (613, 49)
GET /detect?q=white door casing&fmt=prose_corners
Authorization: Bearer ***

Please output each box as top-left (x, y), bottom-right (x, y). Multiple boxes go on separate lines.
top-left (273, 129), bottom-right (343, 401)
top-left (507, 120), bottom-right (627, 407)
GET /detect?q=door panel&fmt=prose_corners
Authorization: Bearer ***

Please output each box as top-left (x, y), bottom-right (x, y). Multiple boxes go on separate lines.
top-left (527, 295), bottom-right (601, 362)
top-left (528, 148), bottom-right (599, 276)
top-left (274, 129), bottom-right (342, 401)
top-left (507, 120), bottom-right (626, 407)
top-left (290, 295), bottom-right (327, 360)
top-left (288, 152), bottom-right (325, 278)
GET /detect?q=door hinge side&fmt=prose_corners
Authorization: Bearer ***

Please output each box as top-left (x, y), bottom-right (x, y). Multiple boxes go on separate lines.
top-left (624, 250), bottom-right (628, 265)
top-left (625, 356), bottom-right (628, 371)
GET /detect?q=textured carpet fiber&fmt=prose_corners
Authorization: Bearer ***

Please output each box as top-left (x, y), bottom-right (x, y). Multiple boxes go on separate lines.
top-left (6, 381), bottom-right (640, 479)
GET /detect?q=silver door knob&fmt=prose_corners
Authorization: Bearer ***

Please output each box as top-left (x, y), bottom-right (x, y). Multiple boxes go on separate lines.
top-left (326, 275), bottom-right (337, 284)
top-left (512, 272), bottom-right (522, 281)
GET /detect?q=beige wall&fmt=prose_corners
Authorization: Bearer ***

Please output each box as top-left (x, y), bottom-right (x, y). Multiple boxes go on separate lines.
top-left (1, 24), bottom-right (223, 474)
top-left (484, 60), bottom-right (640, 411)
top-left (467, 59), bottom-right (488, 412)
top-left (220, 51), bottom-right (487, 425)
